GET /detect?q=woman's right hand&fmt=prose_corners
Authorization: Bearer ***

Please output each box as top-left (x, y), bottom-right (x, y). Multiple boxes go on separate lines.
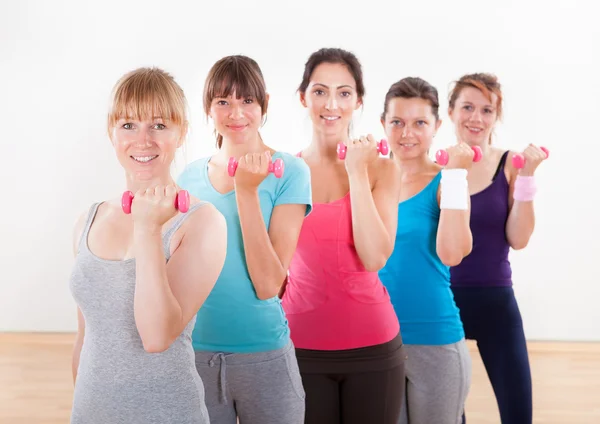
top-left (444, 142), bottom-right (475, 170)
top-left (344, 134), bottom-right (380, 176)
top-left (131, 184), bottom-right (180, 232)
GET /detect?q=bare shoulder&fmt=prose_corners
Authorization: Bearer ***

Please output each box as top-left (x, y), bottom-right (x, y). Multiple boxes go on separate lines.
top-left (72, 207), bottom-right (90, 256)
top-left (372, 157), bottom-right (400, 184)
top-left (500, 147), bottom-right (520, 184)
top-left (71, 201), bottom-right (115, 255)
top-left (184, 200), bottom-right (226, 236)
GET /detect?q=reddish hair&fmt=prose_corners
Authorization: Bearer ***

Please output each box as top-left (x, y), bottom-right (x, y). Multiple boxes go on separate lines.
top-left (448, 73), bottom-right (503, 120)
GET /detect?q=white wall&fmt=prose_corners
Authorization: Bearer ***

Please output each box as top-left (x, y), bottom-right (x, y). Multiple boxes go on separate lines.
top-left (1, 0), bottom-right (598, 341)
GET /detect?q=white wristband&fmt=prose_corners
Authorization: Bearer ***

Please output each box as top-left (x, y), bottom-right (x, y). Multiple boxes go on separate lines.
top-left (440, 169), bottom-right (469, 210)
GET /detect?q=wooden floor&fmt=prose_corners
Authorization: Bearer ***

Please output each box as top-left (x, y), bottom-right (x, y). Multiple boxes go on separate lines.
top-left (1, 334), bottom-right (599, 424)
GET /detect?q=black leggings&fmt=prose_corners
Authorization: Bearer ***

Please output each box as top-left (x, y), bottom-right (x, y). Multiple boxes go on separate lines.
top-left (452, 287), bottom-right (532, 424)
top-left (295, 333), bottom-right (405, 424)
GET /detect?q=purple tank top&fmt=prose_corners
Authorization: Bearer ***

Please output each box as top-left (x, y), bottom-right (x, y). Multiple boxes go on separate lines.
top-left (450, 151), bottom-right (512, 287)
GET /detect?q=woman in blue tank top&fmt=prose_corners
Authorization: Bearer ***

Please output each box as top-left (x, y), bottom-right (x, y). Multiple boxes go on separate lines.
top-left (377, 77), bottom-right (475, 424)
top-left (447, 73), bottom-right (548, 424)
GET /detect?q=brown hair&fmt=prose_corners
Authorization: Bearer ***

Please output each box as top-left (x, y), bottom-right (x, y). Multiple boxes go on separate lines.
top-left (448, 73), bottom-right (503, 120)
top-left (297, 47), bottom-right (365, 99)
top-left (203, 55), bottom-right (268, 148)
top-left (107, 67), bottom-right (187, 136)
top-left (381, 77), bottom-right (440, 121)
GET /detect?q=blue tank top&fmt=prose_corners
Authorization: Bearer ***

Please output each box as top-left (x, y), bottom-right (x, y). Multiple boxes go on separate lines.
top-left (450, 151), bottom-right (512, 287)
top-left (378, 172), bottom-right (464, 345)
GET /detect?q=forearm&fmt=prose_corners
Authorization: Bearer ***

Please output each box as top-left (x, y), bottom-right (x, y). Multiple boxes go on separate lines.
top-left (506, 201), bottom-right (535, 249)
top-left (437, 209), bottom-right (472, 266)
top-left (236, 189), bottom-right (286, 300)
top-left (72, 339), bottom-right (82, 383)
top-left (133, 228), bottom-right (182, 352)
top-left (349, 170), bottom-right (393, 271)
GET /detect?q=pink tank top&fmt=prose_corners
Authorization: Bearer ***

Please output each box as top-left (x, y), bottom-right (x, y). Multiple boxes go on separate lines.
top-left (282, 165), bottom-right (400, 350)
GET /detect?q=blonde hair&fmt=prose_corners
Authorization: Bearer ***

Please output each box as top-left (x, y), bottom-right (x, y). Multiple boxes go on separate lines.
top-left (107, 67), bottom-right (188, 136)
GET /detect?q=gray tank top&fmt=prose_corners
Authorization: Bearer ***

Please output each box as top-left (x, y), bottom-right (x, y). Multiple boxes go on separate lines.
top-left (69, 201), bottom-right (210, 424)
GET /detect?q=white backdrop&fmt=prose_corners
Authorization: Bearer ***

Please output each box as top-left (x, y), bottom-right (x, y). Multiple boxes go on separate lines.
top-left (1, 0), bottom-right (598, 341)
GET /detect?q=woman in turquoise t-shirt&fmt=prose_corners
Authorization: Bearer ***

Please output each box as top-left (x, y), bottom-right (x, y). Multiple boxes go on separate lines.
top-left (177, 55), bottom-right (312, 424)
top-left (377, 77), bottom-right (474, 424)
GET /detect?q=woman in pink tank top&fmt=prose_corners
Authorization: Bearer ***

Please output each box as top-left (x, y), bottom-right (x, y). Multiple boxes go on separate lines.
top-left (280, 48), bottom-right (405, 424)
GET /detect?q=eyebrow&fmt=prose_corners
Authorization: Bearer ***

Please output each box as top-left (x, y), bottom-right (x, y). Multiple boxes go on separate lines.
top-left (312, 83), bottom-right (355, 90)
top-left (390, 116), bottom-right (429, 120)
top-left (461, 101), bottom-right (495, 109)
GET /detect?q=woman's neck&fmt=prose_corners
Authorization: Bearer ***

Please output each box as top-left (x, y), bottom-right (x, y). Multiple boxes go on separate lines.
top-left (394, 153), bottom-right (434, 176)
top-left (215, 133), bottom-right (268, 163)
top-left (125, 171), bottom-right (176, 193)
top-left (304, 128), bottom-right (349, 163)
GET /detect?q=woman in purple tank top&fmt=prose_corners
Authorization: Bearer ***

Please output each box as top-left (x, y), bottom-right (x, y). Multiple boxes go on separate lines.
top-left (447, 73), bottom-right (548, 424)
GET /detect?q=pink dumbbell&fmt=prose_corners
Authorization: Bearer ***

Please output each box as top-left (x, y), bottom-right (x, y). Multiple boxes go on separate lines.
top-left (512, 147), bottom-right (549, 169)
top-left (121, 190), bottom-right (190, 214)
top-left (337, 139), bottom-right (390, 160)
top-left (227, 156), bottom-right (285, 178)
top-left (436, 146), bottom-right (483, 166)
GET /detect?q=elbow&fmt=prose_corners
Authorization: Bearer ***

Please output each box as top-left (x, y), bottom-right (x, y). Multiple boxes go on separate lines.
top-left (440, 254), bottom-right (465, 267)
top-left (361, 241), bottom-right (393, 272)
top-left (509, 239), bottom-right (529, 250)
top-left (363, 255), bottom-right (389, 272)
top-left (438, 245), bottom-right (472, 267)
top-left (255, 275), bottom-right (287, 301)
top-left (508, 232), bottom-right (532, 250)
top-left (140, 332), bottom-right (175, 353)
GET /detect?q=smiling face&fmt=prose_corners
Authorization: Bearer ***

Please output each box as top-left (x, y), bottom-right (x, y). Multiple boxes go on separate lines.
top-left (300, 62), bottom-right (362, 139)
top-left (383, 97), bottom-right (440, 160)
top-left (208, 90), bottom-right (266, 145)
top-left (203, 55), bottom-right (269, 148)
top-left (107, 68), bottom-right (187, 182)
top-left (449, 86), bottom-right (499, 146)
top-left (110, 117), bottom-right (184, 181)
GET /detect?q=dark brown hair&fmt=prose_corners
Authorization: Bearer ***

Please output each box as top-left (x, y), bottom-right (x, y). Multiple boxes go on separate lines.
top-left (203, 55), bottom-right (268, 148)
top-left (448, 73), bottom-right (503, 120)
top-left (297, 47), bottom-right (365, 99)
top-left (381, 77), bottom-right (440, 121)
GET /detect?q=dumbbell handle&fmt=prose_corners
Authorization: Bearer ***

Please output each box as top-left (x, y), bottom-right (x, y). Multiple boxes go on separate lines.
top-left (121, 190), bottom-right (190, 214)
top-left (227, 157), bottom-right (285, 178)
top-left (436, 146), bottom-right (483, 166)
top-left (512, 147), bottom-right (549, 169)
top-left (337, 139), bottom-right (390, 160)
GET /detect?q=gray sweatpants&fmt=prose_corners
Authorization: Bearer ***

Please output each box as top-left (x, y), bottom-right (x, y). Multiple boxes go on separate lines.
top-left (194, 341), bottom-right (305, 424)
top-left (400, 339), bottom-right (472, 424)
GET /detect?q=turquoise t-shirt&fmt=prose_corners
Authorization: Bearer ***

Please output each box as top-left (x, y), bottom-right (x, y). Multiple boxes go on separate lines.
top-left (177, 151), bottom-right (313, 353)
top-left (378, 172), bottom-right (465, 345)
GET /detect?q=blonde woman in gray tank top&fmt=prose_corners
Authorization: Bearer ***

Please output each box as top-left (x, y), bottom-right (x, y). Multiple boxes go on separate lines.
top-left (69, 67), bottom-right (227, 423)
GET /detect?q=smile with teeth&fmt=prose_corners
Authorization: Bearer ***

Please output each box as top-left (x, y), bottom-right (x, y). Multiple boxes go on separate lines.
top-left (321, 115), bottom-right (340, 121)
top-left (132, 155), bottom-right (158, 163)
top-left (466, 126), bottom-right (483, 133)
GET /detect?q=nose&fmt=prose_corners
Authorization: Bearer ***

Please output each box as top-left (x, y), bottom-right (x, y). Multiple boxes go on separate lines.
top-left (325, 94), bottom-right (338, 111)
top-left (401, 126), bottom-right (412, 138)
top-left (134, 128), bottom-right (153, 147)
top-left (230, 104), bottom-right (243, 120)
top-left (469, 109), bottom-right (483, 122)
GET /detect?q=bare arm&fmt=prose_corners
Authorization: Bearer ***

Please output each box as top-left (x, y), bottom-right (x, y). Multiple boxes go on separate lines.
top-left (72, 307), bottom-right (85, 383)
top-left (237, 188), bottom-right (307, 300)
top-left (71, 210), bottom-right (87, 384)
top-left (133, 205), bottom-right (227, 353)
top-left (505, 159), bottom-right (535, 249)
top-left (349, 159), bottom-right (400, 272)
top-left (436, 186), bottom-right (473, 266)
